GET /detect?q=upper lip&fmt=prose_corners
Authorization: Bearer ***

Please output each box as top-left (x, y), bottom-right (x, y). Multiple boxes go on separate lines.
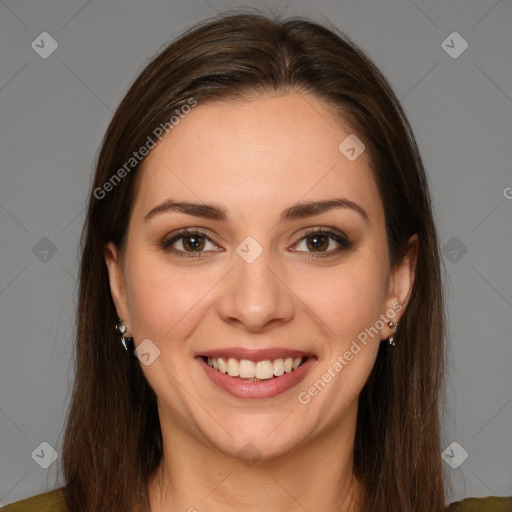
top-left (196, 348), bottom-right (314, 361)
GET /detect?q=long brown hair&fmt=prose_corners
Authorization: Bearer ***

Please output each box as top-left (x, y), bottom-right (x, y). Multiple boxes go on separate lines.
top-left (62, 10), bottom-right (448, 511)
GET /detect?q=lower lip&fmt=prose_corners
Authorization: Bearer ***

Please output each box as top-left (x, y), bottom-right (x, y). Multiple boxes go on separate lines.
top-left (197, 356), bottom-right (316, 399)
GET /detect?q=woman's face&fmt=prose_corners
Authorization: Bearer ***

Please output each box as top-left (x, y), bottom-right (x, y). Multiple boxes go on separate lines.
top-left (105, 92), bottom-right (416, 461)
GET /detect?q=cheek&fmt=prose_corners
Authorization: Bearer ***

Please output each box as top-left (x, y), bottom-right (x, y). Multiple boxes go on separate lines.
top-left (294, 261), bottom-right (387, 420)
top-left (124, 251), bottom-right (220, 346)
top-left (299, 257), bottom-right (388, 345)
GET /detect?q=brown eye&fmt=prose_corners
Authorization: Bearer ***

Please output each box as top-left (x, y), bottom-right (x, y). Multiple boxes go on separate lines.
top-left (305, 233), bottom-right (330, 252)
top-left (180, 234), bottom-right (206, 251)
top-left (291, 228), bottom-right (352, 257)
top-left (161, 230), bottom-right (219, 257)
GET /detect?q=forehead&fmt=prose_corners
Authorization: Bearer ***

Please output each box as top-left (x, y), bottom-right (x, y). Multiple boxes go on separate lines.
top-left (132, 92), bottom-right (381, 221)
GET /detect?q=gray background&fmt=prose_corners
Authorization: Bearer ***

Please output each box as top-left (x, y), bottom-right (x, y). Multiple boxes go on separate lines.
top-left (0, 0), bottom-right (511, 507)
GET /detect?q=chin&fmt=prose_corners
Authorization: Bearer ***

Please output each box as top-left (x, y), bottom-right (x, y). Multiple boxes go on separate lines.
top-left (201, 417), bottom-right (307, 464)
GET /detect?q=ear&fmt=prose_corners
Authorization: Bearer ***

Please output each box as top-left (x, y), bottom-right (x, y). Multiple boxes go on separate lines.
top-left (104, 242), bottom-right (132, 334)
top-left (380, 234), bottom-right (418, 339)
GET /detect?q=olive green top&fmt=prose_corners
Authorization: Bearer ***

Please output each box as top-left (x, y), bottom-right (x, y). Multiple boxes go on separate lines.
top-left (1, 488), bottom-right (511, 511)
top-left (1, 489), bottom-right (68, 512)
top-left (445, 496), bottom-right (511, 511)
top-left (0, 487), bottom-right (148, 511)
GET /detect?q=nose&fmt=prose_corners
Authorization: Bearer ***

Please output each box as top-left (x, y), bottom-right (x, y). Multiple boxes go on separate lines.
top-left (216, 246), bottom-right (295, 332)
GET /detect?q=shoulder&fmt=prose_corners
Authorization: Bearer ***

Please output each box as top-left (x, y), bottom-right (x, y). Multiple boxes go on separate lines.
top-left (446, 495), bottom-right (512, 511)
top-left (0, 488), bottom-right (68, 512)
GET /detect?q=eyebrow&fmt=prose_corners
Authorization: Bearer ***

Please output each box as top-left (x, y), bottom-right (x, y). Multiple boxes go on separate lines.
top-left (143, 197), bottom-right (369, 224)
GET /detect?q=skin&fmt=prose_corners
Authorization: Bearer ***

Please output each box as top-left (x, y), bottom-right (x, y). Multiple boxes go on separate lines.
top-left (104, 91), bottom-right (418, 511)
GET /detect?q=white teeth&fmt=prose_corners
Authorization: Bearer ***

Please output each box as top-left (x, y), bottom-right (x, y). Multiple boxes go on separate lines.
top-left (226, 358), bottom-right (239, 376)
top-left (206, 356), bottom-right (305, 379)
top-left (218, 358), bottom-right (227, 373)
top-left (272, 358), bottom-right (284, 376)
top-left (255, 360), bottom-right (274, 379)
top-left (239, 359), bottom-right (256, 378)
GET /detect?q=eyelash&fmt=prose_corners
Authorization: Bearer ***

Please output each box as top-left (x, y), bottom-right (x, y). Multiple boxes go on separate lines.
top-left (161, 227), bottom-right (353, 259)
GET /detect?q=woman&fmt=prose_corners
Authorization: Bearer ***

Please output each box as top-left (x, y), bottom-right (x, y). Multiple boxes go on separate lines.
top-left (2, 11), bottom-right (509, 512)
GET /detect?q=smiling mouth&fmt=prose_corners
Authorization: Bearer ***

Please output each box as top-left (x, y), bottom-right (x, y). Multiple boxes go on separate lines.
top-left (202, 355), bottom-right (308, 381)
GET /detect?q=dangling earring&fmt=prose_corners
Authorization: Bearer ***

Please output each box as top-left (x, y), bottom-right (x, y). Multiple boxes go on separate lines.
top-left (387, 321), bottom-right (398, 347)
top-left (115, 318), bottom-right (133, 351)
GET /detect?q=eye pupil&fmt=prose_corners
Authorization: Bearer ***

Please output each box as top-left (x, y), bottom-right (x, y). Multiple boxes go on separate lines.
top-left (307, 234), bottom-right (328, 251)
top-left (184, 235), bottom-right (204, 251)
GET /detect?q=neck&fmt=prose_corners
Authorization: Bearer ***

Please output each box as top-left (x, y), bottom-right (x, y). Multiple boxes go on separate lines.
top-left (146, 402), bottom-right (363, 512)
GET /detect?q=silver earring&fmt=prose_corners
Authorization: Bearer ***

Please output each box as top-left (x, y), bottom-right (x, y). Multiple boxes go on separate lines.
top-left (387, 321), bottom-right (398, 347)
top-left (115, 318), bottom-right (133, 351)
